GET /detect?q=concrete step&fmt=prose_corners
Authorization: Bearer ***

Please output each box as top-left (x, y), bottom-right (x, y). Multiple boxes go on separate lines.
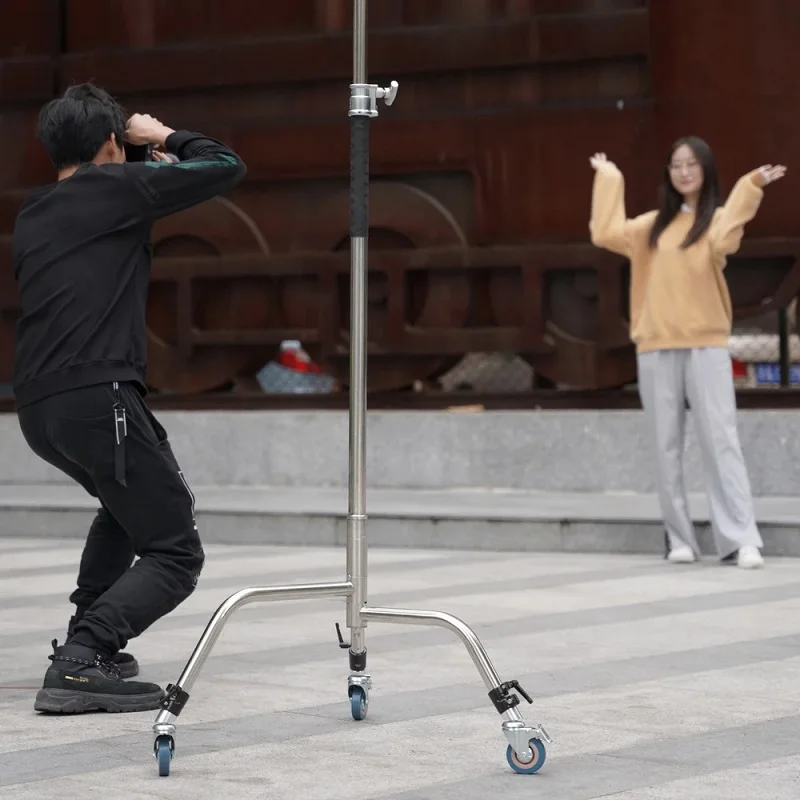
top-left (1, 484), bottom-right (799, 556)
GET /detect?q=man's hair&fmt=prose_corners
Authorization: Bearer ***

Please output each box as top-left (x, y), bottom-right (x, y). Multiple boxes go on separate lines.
top-left (37, 83), bottom-right (126, 171)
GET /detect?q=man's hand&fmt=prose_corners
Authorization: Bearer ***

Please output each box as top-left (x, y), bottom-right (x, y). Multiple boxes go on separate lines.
top-left (124, 114), bottom-right (175, 148)
top-left (150, 149), bottom-right (180, 164)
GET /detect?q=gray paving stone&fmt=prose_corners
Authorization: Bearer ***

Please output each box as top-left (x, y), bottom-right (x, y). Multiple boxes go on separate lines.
top-left (1, 538), bottom-right (800, 798)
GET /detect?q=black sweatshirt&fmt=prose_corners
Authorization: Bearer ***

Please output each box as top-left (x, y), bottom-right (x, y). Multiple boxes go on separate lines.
top-left (11, 130), bottom-right (247, 408)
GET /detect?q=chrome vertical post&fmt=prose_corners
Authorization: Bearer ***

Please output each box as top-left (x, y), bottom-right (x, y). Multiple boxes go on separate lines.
top-left (344, 0), bottom-right (398, 688)
top-left (345, 0), bottom-right (370, 662)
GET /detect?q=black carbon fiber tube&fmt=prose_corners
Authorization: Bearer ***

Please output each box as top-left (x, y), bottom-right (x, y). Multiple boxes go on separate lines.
top-left (349, 114), bottom-right (370, 238)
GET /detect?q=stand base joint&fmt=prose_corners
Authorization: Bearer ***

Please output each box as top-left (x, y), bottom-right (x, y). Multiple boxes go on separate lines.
top-left (158, 684), bottom-right (190, 717)
top-left (349, 649), bottom-right (367, 672)
top-left (488, 679), bottom-right (533, 714)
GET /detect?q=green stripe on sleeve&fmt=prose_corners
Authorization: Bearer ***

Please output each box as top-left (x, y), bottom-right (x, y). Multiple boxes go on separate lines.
top-left (143, 155), bottom-right (238, 169)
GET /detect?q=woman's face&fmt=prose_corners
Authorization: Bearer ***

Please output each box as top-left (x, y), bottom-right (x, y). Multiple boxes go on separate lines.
top-left (669, 144), bottom-right (704, 199)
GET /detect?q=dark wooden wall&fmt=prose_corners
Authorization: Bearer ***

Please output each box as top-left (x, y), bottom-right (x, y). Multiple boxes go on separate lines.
top-left (1, 1), bottom-right (798, 394)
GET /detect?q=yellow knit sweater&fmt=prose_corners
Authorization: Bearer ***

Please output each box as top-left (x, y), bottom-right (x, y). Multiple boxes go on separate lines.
top-left (589, 162), bottom-right (765, 353)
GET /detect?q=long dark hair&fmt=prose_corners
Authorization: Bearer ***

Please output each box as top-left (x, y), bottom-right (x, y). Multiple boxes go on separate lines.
top-left (648, 136), bottom-right (721, 249)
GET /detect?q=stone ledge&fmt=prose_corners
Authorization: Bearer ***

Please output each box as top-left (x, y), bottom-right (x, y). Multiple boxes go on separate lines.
top-left (2, 485), bottom-right (798, 556)
top-left (3, 409), bottom-right (799, 495)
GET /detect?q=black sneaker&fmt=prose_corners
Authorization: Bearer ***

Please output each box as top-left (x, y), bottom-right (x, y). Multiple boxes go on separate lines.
top-left (34, 640), bottom-right (164, 714)
top-left (67, 615), bottom-right (139, 679)
top-left (111, 650), bottom-right (139, 679)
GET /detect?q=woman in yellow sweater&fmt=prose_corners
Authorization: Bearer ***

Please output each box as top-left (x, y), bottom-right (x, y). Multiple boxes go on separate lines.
top-left (589, 137), bottom-right (786, 569)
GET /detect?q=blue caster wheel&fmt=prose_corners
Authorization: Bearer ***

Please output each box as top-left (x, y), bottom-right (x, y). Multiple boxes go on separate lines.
top-left (349, 686), bottom-right (368, 721)
top-left (155, 735), bottom-right (174, 777)
top-left (506, 738), bottom-right (546, 775)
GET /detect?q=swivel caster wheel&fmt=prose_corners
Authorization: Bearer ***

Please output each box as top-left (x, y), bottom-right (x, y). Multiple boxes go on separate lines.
top-left (154, 735), bottom-right (174, 777)
top-left (506, 737), bottom-right (546, 775)
top-left (349, 685), bottom-right (368, 721)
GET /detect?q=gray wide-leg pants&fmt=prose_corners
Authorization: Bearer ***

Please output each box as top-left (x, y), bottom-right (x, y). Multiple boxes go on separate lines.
top-left (636, 347), bottom-right (763, 559)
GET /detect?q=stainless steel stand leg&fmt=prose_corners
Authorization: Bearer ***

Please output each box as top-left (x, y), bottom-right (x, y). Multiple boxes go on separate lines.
top-left (150, 581), bottom-right (352, 775)
top-left (361, 606), bottom-right (552, 772)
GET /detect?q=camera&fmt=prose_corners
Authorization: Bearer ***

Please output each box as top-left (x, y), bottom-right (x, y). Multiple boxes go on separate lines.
top-left (123, 143), bottom-right (179, 164)
top-left (123, 142), bottom-right (152, 162)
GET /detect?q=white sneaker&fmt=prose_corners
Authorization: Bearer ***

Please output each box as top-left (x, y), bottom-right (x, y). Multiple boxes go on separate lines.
top-left (737, 546), bottom-right (764, 569)
top-left (668, 545), bottom-right (696, 564)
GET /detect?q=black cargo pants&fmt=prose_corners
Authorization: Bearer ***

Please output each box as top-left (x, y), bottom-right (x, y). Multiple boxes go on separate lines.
top-left (17, 381), bottom-right (205, 657)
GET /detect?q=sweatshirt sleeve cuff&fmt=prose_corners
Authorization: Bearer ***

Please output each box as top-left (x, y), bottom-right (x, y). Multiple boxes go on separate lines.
top-left (743, 169), bottom-right (767, 193)
top-left (164, 130), bottom-right (194, 156)
top-left (596, 161), bottom-right (622, 178)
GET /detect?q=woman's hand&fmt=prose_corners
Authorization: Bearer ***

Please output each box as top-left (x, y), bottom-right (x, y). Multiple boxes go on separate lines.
top-left (590, 152), bottom-right (614, 170)
top-left (756, 164), bottom-right (787, 187)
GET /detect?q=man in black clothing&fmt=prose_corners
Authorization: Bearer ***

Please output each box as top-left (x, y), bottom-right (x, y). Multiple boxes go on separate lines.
top-left (12, 83), bottom-right (247, 713)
